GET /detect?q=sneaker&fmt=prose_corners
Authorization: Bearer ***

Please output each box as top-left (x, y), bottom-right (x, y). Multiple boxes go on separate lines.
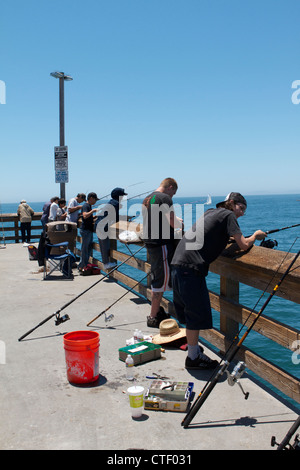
top-left (103, 262), bottom-right (117, 270)
top-left (185, 354), bottom-right (219, 370)
top-left (147, 315), bottom-right (160, 328)
top-left (146, 307), bottom-right (170, 328)
top-left (156, 306), bottom-right (170, 322)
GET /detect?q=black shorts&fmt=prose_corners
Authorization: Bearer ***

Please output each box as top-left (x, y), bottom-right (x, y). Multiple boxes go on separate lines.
top-left (147, 243), bottom-right (175, 292)
top-left (171, 266), bottom-right (212, 330)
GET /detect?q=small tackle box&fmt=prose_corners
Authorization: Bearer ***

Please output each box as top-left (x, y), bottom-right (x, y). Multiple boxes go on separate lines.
top-left (118, 341), bottom-right (162, 365)
top-left (144, 380), bottom-right (194, 412)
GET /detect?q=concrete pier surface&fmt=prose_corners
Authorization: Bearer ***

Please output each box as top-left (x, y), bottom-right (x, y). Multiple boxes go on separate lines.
top-left (0, 243), bottom-right (299, 451)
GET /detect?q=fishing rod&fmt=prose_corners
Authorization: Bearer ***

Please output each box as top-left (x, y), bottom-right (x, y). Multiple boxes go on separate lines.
top-left (271, 414), bottom-right (300, 450)
top-left (228, 223), bottom-right (300, 249)
top-left (127, 189), bottom-right (155, 201)
top-left (181, 247), bottom-right (300, 428)
top-left (95, 182), bottom-right (146, 204)
top-left (265, 223), bottom-right (300, 235)
top-left (260, 224), bottom-right (300, 249)
top-left (94, 188), bottom-right (154, 213)
top-left (86, 272), bottom-right (149, 326)
top-left (18, 245), bottom-right (145, 341)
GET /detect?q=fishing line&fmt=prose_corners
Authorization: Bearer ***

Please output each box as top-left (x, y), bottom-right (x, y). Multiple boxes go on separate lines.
top-left (127, 189), bottom-right (156, 201)
top-left (95, 182), bottom-right (145, 205)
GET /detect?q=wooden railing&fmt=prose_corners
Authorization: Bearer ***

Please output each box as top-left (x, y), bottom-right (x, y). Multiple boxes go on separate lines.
top-left (2, 214), bottom-right (300, 404)
top-left (0, 212), bottom-right (43, 243)
top-left (86, 220), bottom-right (300, 406)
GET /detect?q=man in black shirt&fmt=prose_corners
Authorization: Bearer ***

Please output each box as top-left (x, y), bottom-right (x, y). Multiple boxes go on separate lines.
top-left (171, 192), bottom-right (266, 370)
top-left (142, 178), bottom-right (183, 328)
top-left (78, 192), bottom-right (99, 270)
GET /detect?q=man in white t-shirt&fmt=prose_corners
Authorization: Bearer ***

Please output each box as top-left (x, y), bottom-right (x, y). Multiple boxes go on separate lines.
top-left (66, 193), bottom-right (86, 224)
top-left (48, 197), bottom-right (59, 221)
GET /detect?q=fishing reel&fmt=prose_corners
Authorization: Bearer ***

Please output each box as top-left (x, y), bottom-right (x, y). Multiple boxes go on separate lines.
top-left (260, 238), bottom-right (278, 249)
top-left (271, 433), bottom-right (300, 450)
top-left (226, 361), bottom-right (249, 400)
top-left (104, 313), bottom-right (114, 323)
top-left (55, 314), bottom-right (70, 326)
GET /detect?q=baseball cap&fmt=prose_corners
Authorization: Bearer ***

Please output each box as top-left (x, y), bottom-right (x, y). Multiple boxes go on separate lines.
top-left (87, 192), bottom-right (99, 201)
top-left (111, 187), bottom-right (128, 200)
top-left (216, 192), bottom-right (247, 208)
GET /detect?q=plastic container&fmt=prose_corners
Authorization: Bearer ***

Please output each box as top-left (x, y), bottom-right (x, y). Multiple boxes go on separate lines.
top-left (125, 354), bottom-right (134, 380)
top-left (63, 330), bottom-right (100, 384)
top-left (133, 329), bottom-right (139, 343)
top-left (137, 330), bottom-right (143, 342)
top-left (128, 385), bottom-right (144, 418)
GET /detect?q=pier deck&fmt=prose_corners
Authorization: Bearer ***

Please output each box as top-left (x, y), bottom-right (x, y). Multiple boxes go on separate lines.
top-left (0, 243), bottom-right (298, 451)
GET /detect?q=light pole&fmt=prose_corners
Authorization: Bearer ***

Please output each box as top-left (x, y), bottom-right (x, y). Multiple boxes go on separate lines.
top-left (50, 71), bottom-right (73, 199)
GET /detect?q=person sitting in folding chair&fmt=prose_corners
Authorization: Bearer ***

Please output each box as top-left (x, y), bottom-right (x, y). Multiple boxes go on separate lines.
top-left (43, 241), bottom-right (74, 280)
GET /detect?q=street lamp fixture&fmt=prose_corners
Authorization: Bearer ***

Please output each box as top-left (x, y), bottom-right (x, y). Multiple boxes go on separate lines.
top-left (50, 71), bottom-right (73, 199)
top-left (50, 71), bottom-right (73, 81)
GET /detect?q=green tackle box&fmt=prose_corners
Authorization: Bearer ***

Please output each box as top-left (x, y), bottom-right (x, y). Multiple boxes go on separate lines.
top-left (118, 341), bottom-right (161, 365)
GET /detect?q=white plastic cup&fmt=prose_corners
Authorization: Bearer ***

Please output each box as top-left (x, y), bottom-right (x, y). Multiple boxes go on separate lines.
top-left (127, 385), bottom-right (144, 418)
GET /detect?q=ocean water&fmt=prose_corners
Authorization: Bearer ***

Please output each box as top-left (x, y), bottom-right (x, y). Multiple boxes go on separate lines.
top-left (1, 194), bottom-right (300, 406)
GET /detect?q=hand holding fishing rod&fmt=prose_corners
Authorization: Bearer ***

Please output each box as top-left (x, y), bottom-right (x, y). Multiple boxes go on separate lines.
top-left (18, 245), bottom-right (145, 341)
top-left (181, 247), bottom-right (300, 428)
top-left (228, 223), bottom-right (300, 248)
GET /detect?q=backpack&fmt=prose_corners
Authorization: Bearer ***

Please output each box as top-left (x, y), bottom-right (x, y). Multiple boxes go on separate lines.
top-left (27, 244), bottom-right (38, 261)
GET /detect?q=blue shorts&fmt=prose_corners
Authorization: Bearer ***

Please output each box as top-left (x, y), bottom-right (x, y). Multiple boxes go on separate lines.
top-left (171, 266), bottom-right (212, 330)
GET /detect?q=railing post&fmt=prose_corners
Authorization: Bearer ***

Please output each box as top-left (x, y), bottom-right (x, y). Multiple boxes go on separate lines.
top-left (110, 237), bottom-right (117, 265)
top-left (14, 217), bottom-right (19, 243)
top-left (220, 276), bottom-right (240, 340)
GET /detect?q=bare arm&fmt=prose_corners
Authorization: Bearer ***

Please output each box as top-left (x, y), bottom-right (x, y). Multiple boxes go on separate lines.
top-left (167, 211), bottom-right (183, 229)
top-left (233, 230), bottom-right (266, 251)
top-left (83, 208), bottom-right (97, 219)
top-left (68, 205), bottom-right (82, 213)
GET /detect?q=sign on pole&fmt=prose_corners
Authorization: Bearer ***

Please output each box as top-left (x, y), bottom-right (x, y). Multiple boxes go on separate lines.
top-left (54, 146), bottom-right (69, 183)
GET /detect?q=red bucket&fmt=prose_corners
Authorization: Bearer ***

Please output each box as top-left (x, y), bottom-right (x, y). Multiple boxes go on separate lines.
top-left (63, 330), bottom-right (100, 384)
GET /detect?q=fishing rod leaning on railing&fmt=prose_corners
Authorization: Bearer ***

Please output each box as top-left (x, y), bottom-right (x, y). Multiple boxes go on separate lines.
top-left (18, 245), bottom-right (145, 341)
top-left (181, 245), bottom-right (300, 429)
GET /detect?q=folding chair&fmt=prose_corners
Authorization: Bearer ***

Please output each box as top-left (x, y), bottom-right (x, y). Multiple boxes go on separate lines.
top-left (43, 241), bottom-right (74, 280)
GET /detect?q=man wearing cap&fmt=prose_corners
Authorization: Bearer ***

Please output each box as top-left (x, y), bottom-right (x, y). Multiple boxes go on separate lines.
top-left (171, 192), bottom-right (266, 370)
top-left (95, 187), bottom-right (127, 270)
top-left (66, 193), bottom-right (86, 224)
top-left (78, 192), bottom-right (99, 271)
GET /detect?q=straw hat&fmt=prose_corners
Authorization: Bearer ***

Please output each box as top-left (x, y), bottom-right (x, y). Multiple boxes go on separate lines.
top-left (152, 319), bottom-right (186, 345)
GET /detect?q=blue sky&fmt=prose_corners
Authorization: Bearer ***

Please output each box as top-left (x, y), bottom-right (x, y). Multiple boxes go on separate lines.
top-left (1, 0), bottom-right (300, 203)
